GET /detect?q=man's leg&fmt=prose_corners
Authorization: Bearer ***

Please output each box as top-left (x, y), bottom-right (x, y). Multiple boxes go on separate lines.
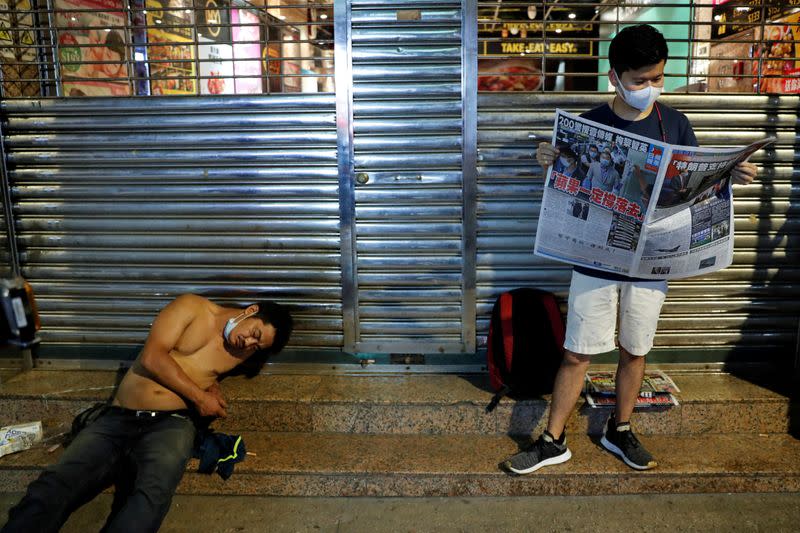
top-left (1, 412), bottom-right (127, 533)
top-left (614, 346), bottom-right (646, 425)
top-left (548, 271), bottom-right (621, 438)
top-left (501, 271), bottom-right (618, 474)
top-left (615, 277), bottom-right (667, 424)
top-left (546, 349), bottom-right (592, 439)
top-left (600, 278), bottom-right (667, 470)
top-left (101, 414), bottom-right (195, 533)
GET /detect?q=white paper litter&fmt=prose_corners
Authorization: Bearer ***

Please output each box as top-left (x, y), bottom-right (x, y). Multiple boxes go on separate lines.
top-left (0, 421), bottom-right (43, 458)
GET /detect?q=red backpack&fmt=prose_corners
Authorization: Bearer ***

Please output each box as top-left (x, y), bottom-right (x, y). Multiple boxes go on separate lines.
top-left (485, 288), bottom-right (565, 412)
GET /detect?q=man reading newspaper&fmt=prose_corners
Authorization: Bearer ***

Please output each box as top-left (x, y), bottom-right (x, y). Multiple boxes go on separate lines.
top-left (501, 24), bottom-right (758, 474)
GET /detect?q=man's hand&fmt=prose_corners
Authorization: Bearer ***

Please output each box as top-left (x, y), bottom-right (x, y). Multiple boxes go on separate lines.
top-left (730, 160), bottom-right (758, 185)
top-left (207, 381), bottom-right (227, 409)
top-left (536, 142), bottom-right (559, 170)
top-left (195, 386), bottom-right (228, 418)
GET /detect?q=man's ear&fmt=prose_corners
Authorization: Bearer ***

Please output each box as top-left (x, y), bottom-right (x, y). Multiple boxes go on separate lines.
top-left (608, 69), bottom-right (619, 88)
top-left (245, 304), bottom-right (259, 316)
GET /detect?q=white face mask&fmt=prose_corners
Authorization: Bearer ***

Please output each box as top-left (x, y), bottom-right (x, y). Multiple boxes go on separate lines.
top-left (558, 156), bottom-right (571, 168)
top-left (615, 70), bottom-right (662, 111)
top-left (223, 309), bottom-right (255, 344)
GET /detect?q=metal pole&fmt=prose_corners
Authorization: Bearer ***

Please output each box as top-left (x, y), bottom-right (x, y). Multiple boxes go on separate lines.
top-left (686, 0), bottom-right (694, 93)
top-left (334, 0), bottom-right (357, 352)
top-left (0, 115), bottom-right (21, 277)
top-left (756, 0), bottom-right (767, 94)
top-left (461, 0), bottom-right (477, 353)
top-left (36, 0), bottom-right (62, 96)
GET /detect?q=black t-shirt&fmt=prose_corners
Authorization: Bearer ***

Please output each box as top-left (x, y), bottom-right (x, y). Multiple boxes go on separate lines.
top-left (573, 102), bottom-right (698, 281)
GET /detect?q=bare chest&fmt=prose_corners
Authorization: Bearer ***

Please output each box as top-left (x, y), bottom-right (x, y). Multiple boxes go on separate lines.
top-left (171, 327), bottom-right (239, 376)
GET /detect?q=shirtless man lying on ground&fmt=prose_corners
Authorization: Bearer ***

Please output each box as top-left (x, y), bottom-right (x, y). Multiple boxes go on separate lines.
top-left (1, 294), bottom-right (292, 533)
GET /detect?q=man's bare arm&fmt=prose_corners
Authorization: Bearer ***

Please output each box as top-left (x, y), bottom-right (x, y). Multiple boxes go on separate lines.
top-left (138, 294), bottom-right (227, 417)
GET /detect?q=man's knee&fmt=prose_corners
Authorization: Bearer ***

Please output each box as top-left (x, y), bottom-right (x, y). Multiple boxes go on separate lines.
top-left (618, 346), bottom-right (647, 365)
top-left (562, 349), bottom-right (592, 368)
top-left (154, 446), bottom-right (191, 477)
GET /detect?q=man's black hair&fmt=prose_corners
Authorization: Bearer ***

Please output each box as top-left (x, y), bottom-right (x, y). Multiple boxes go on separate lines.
top-left (234, 300), bottom-right (293, 377)
top-left (609, 24), bottom-right (668, 75)
top-left (252, 300), bottom-right (293, 355)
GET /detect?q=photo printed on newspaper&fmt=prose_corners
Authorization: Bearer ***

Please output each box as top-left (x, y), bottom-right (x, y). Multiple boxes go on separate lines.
top-left (534, 109), bottom-right (775, 280)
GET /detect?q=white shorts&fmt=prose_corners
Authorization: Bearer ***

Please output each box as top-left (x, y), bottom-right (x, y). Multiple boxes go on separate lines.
top-left (564, 270), bottom-right (668, 357)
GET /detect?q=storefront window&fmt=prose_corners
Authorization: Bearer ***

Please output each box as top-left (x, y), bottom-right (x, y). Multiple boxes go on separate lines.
top-left (706, 1), bottom-right (800, 94)
top-left (477, 0), bottom-right (800, 95)
top-left (2, 1), bottom-right (797, 97)
top-left (0, 0), bottom-right (334, 97)
top-left (478, 1), bottom-right (598, 92)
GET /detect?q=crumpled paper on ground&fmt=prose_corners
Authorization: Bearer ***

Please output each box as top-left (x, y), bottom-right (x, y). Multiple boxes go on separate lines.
top-left (0, 421), bottom-right (43, 458)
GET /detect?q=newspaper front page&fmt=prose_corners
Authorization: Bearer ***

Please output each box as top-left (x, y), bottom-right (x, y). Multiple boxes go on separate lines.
top-left (534, 109), bottom-right (775, 280)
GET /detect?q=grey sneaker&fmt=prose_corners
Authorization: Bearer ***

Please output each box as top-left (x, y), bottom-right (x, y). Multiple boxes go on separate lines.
top-left (600, 417), bottom-right (657, 470)
top-left (501, 431), bottom-right (572, 474)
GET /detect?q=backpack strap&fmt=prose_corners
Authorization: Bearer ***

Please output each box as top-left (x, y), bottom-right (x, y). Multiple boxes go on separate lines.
top-left (485, 292), bottom-right (516, 413)
top-left (485, 384), bottom-right (511, 413)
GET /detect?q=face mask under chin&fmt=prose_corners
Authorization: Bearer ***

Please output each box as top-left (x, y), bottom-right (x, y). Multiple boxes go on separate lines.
top-left (224, 310), bottom-right (254, 344)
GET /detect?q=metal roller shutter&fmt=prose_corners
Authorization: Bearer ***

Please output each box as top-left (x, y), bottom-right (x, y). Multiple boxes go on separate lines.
top-left (347, 0), bottom-right (475, 354)
top-left (476, 93), bottom-right (800, 358)
top-left (1, 95), bottom-right (341, 353)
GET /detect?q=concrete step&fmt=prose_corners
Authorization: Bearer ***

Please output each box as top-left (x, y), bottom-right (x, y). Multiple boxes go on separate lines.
top-left (1, 431), bottom-right (799, 497)
top-left (0, 368), bottom-right (792, 437)
top-left (4, 493), bottom-right (800, 532)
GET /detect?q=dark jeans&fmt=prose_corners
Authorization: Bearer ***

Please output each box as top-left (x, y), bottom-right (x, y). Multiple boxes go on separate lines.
top-left (1, 407), bottom-right (196, 533)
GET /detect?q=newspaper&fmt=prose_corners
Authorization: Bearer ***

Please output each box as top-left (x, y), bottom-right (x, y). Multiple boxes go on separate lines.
top-left (584, 370), bottom-right (680, 408)
top-left (585, 393), bottom-right (679, 408)
top-left (586, 370), bottom-right (680, 396)
top-left (534, 109), bottom-right (776, 280)
top-left (0, 421), bottom-right (42, 458)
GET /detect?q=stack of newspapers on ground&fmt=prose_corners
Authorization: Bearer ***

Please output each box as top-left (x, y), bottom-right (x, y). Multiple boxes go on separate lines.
top-left (584, 370), bottom-right (680, 408)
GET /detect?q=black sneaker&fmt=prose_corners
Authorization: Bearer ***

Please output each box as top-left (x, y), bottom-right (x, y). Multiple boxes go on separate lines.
top-left (600, 417), bottom-right (657, 470)
top-left (501, 431), bottom-right (572, 474)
